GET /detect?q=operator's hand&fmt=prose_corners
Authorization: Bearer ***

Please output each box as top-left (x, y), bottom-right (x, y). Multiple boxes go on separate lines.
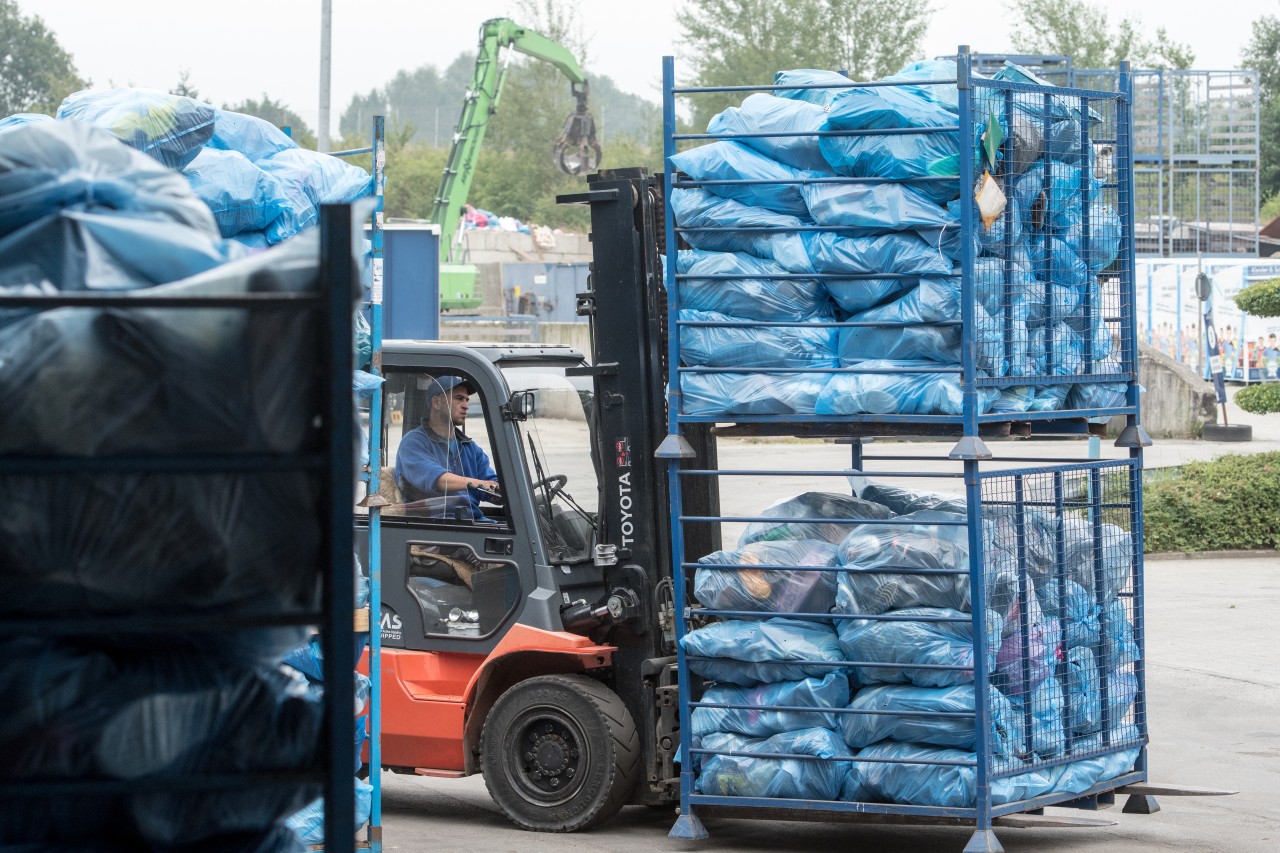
top-left (469, 479), bottom-right (503, 503)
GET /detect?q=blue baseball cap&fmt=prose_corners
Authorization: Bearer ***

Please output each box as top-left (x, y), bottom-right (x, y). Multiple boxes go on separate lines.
top-left (422, 375), bottom-right (474, 398)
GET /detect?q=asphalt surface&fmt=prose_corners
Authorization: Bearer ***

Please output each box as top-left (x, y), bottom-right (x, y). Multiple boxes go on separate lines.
top-left (374, 557), bottom-right (1279, 853)
top-left (373, 389), bottom-right (1280, 851)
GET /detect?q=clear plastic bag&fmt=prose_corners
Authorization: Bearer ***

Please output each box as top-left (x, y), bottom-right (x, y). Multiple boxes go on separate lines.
top-left (838, 516), bottom-right (1022, 620)
top-left (680, 370), bottom-right (828, 416)
top-left (670, 141), bottom-right (812, 217)
top-left (850, 478), bottom-right (966, 515)
top-left (694, 539), bottom-right (840, 614)
top-left (836, 607), bottom-right (1001, 688)
top-left (739, 491), bottom-right (894, 547)
top-left (841, 684), bottom-right (1021, 757)
top-left (691, 672), bottom-right (850, 738)
top-left (679, 309), bottom-right (837, 369)
top-left (696, 727), bottom-right (853, 800)
top-left (56, 88), bottom-right (216, 169)
top-left (676, 249), bottom-right (831, 321)
top-left (682, 618), bottom-right (844, 686)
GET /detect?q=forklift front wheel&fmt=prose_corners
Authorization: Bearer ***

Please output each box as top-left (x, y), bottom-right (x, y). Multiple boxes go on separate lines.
top-left (481, 674), bottom-right (641, 832)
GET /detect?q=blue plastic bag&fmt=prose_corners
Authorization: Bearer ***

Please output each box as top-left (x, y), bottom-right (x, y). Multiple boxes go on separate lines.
top-left (1063, 201), bottom-right (1121, 271)
top-left (209, 108), bottom-right (297, 163)
top-left (691, 672), bottom-right (850, 738)
top-left (821, 275), bottom-right (917, 314)
top-left (707, 93), bottom-right (830, 172)
top-left (1006, 675), bottom-right (1067, 759)
top-left (680, 370), bottom-right (828, 416)
top-left (257, 156), bottom-right (319, 244)
top-left (285, 778), bottom-right (373, 845)
top-left (1027, 235), bottom-right (1089, 288)
top-left (694, 539), bottom-right (840, 615)
top-left (854, 741), bottom-right (1056, 806)
top-left (0, 113), bottom-right (54, 132)
top-left (261, 147), bottom-right (373, 206)
top-left (835, 607), bottom-right (1001, 688)
top-left (798, 230), bottom-right (954, 276)
top-left (802, 180), bottom-right (955, 231)
top-left (696, 727), bottom-right (853, 800)
top-left (739, 491), bottom-right (893, 547)
top-left (1036, 579), bottom-right (1102, 651)
top-left (774, 69), bottom-right (854, 107)
top-left (682, 618), bottom-right (844, 686)
top-left (183, 147), bottom-right (289, 238)
top-left (679, 309), bottom-right (837, 369)
top-left (841, 684), bottom-right (1021, 756)
top-left (1062, 517), bottom-right (1132, 602)
top-left (676, 249), bottom-right (831, 321)
top-left (669, 187), bottom-right (807, 261)
top-left (57, 88), bottom-right (215, 169)
top-left (816, 360), bottom-right (997, 416)
top-left (670, 141), bottom-right (811, 217)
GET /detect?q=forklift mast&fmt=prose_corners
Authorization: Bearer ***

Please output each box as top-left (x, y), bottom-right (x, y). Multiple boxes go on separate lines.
top-left (559, 168), bottom-right (719, 800)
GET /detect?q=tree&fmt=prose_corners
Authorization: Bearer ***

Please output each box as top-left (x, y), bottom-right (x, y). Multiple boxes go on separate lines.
top-left (1233, 278), bottom-right (1280, 414)
top-left (1007, 0), bottom-right (1195, 70)
top-left (0, 0), bottom-right (87, 115)
top-left (223, 95), bottom-right (317, 149)
top-left (169, 70), bottom-right (202, 102)
top-left (677, 0), bottom-right (933, 130)
top-left (1242, 15), bottom-right (1280, 204)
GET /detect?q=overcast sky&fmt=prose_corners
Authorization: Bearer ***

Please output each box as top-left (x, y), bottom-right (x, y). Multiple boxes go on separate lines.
top-left (17, 0), bottom-right (1278, 135)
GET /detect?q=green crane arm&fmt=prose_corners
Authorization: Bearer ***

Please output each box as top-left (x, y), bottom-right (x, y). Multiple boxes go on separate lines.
top-left (431, 17), bottom-right (600, 266)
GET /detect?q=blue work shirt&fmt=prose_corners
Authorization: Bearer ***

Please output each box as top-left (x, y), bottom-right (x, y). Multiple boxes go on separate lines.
top-left (395, 423), bottom-right (498, 520)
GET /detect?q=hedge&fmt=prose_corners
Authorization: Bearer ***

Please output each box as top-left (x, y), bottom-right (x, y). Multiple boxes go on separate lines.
top-left (1235, 383), bottom-right (1280, 415)
top-left (1143, 452), bottom-right (1280, 552)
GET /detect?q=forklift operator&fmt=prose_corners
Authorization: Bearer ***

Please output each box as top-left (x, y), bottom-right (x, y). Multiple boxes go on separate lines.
top-left (395, 375), bottom-right (501, 521)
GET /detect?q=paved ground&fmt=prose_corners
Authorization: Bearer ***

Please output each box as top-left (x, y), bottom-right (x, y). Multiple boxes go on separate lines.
top-left (372, 387), bottom-right (1280, 851)
top-left (375, 557), bottom-right (1279, 853)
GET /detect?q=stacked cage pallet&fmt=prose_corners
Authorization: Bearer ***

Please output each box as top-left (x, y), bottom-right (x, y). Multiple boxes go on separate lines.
top-left (0, 125), bottom-right (360, 853)
top-left (662, 48), bottom-right (1153, 852)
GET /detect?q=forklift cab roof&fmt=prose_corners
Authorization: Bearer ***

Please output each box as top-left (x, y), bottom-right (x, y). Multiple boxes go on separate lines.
top-left (380, 340), bottom-right (587, 370)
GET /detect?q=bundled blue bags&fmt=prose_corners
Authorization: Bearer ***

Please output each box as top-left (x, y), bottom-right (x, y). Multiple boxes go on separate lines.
top-left (676, 250), bottom-right (831, 321)
top-left (691, 672), bottom-right (850, 737)
top-left (680, 309), bottom-right (837, 368)
top-left (816, 360), bottom-right (998, 416)
top-left (183, 147), bottom-right (289, 238)
top-left (670, 141), bottom-right (812, 217)
top-left (680, 370), bottom-right (827, 416)
top-left (836, 607), bottom-right (999, 688)
top-left (696, 727), bottom-right (853, 800)
top-left (708, 93), bottom-right (829, 172)
top-left (841, 684), bottom-right (1022, 757)
top-left (682, 618), bottom-right (844, 686)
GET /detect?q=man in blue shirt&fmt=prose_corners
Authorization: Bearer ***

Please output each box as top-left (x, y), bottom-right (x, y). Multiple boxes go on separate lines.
top-left (394, 376), bottom-right (501, 521)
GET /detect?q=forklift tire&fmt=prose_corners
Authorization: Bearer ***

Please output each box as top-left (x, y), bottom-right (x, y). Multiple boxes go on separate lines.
top-left (480, 674), bottom-right (641, 832)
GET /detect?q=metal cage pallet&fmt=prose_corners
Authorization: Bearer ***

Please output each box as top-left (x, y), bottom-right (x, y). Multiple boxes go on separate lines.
top-left (0, 206), bottom-right (360, 852)
top-left (659, 47), bottom-right (1153, 852)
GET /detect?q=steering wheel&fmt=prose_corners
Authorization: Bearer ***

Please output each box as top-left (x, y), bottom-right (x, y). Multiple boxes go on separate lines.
top-left (532, 474), bottom-right (568, 497)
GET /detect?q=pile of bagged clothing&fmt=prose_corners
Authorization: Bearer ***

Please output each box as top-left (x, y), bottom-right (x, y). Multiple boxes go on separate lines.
top-left (0, 112), bottom-right (370, 850)
top-left (683, 485), bottom-right (1142, 808)
top-left (671, 62), bottom-right (1127, 418)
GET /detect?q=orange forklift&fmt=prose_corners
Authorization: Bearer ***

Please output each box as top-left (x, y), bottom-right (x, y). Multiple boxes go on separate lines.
top-left (356, 169), bottom-right (715, 831)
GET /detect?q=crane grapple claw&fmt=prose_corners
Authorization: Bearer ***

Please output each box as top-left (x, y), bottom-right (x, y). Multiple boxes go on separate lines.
top-left (554, 83), bottom-right (602, 176)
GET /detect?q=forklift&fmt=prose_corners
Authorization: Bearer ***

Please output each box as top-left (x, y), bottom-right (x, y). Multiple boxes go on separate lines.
top-left (356, 168), bottom-right (715, 831)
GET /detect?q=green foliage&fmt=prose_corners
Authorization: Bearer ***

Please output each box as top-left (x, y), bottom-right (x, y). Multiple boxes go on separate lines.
top-left (1143, 453), bottom-right (1280, 552)
top-left (1235, 384), bottom-right (1280, 416)
top-left (677, 0), bottom-right (932, 130)
top-left (222, 95), bottom-right (316, 150)
top-left (1243, 15), bottom-right (1280, 204)
top-left (169, 70), bottom-right (201, 102)
top-left (1007, 0), bottom-right (1195, 70)
top-left (1233, 278), bottom-right (1280, 318)
top-left (0, 0), bottom-right (87, 115)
